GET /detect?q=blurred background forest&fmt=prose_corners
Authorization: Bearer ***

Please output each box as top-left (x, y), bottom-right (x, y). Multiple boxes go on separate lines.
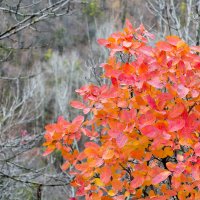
top-left (0, 0), bottom-right (200, 199)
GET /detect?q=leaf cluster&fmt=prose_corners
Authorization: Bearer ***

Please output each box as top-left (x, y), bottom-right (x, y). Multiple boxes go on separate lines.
top-left (43, 20), bottom-right (200, 199)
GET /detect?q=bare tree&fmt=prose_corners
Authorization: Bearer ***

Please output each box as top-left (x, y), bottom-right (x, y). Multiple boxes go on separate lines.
top-left (0, 53), bottom-right (86, 199)
top-left (0, 0), bottom-right (85, 63)
top-left (146, 0), bottom-right (200, 45)
top-left (0, 1), bottom-right (88, 199)
top-left (0, 0), bottom-right (75, 40)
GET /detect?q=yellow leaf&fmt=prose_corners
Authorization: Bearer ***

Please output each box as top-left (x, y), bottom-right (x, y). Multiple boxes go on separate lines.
top-left (107, 190), bottom-right (116, 196)
top-left (94, 178), bottom-right (104, 187)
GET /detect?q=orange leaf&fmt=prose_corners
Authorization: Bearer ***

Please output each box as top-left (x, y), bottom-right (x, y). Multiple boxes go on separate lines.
top-left (61, 161), bottom-right (70, 171)
top-left (43, 145), bottom-right (55, 156)
top-left (166, 35), bottom-right (181, 46)
top-left (101, 196), bottom-right (113, 200)
top-left (112, 179), bottom-right (123, 192)
top-left (68, 116), bottom-right (84, 132)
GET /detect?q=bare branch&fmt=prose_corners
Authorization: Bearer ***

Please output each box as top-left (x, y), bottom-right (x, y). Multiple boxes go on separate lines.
top-left (0, 0), bottom-right (72, 40)
top-left (0, 171), bottom-right (72, 187)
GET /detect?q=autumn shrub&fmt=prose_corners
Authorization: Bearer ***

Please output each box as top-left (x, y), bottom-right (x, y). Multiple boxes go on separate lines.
top-left (43, 20), bottom-right (200, 199)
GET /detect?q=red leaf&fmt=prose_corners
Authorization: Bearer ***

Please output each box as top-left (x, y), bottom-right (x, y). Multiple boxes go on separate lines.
top-left (139, 111), bottom-right (156, 128)
top-left (168, 103), bottom-right (185, 119)
top-left (120, 109), bottom-right (136, 123)
top-left (191, 164), bottom-right (200, 180)
top-left (194, 142), bottom-right (200, 156)
top-left (146, 95), bottom-right (157, 109)
top-left (81, 127), bottom-right (98, 138)
top-left (108, 130), bottom-right (121, 138)
top-left (177, 84), bottom-right (189, 98)
top-left (72, 115), bottom-right (84, 126)
top-left (76, 186), bottom-right (85, 196)
top-left (118, 73), bottom-right (135, 85)
top-left (111, 77), bottom-right (118, 87)
top-left (152, 171), bottom-right (171, 184)
top-left (174, 163), bottom-right (186, 176)
top-left (168, 118), bottom-right (185, 132)
top-left (83, 107), bottom-right (91, 114)
top-left (147, 76), bottom-right (163, 89)
top-left (130, 176), bottom-right (144, 189)
top-left (97, 38), bottom-right (110, 46)
top-left (100, 166), bottom-right (112, 184)
top-left (139, 46), bottom-right (154, 56)
top-left (123, 41), bottom-right (132, 48)
top-left (70, 101), bottom-right (86, 109)
top-left (191, 89), bottom-right (199, 98)
top-left (116, 133), bottom-right (128, 148)
top-left (156, 41), bottom-right (173, 51)
top-left (141, 125), bottom-right (160, 138)
top-left (84, 142), bottom-right (99, 149)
